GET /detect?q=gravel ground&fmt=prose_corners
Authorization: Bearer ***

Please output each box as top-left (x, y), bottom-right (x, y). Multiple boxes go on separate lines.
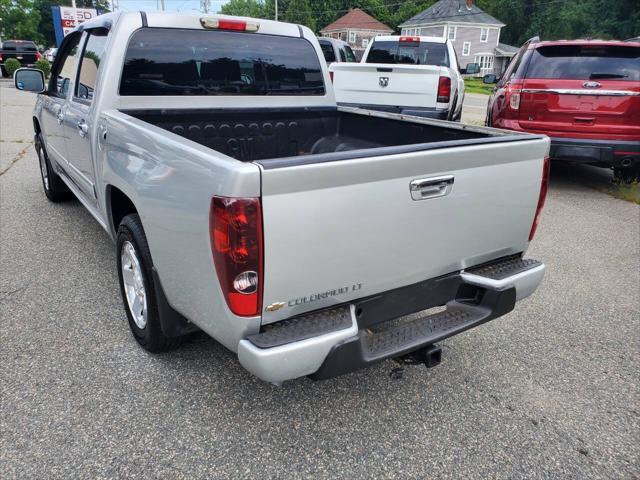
top-left (1, 81), bottom-right (639, 479)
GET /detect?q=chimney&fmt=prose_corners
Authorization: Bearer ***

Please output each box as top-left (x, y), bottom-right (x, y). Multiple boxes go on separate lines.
top-left (466, 0), bottom-right (473, 10)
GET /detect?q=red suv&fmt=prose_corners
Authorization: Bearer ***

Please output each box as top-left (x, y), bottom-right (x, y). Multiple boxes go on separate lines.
top-left (485, 38), bottom-right (640, 182)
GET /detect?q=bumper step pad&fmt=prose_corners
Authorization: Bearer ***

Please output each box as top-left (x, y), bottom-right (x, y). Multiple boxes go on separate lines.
top-left (247, 306), bottom-right (352, 349)
top-left (311, 285), bottom-right (516, 380)
top-left (466, 256), bottom-right (542, 280)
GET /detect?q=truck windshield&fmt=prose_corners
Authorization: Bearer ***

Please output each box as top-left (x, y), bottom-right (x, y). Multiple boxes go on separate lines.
top-left (120, 28), bottom-right (325, 96)
top-left (366, 41), bottom-right (449, 67)
top-left (526, 45), bottom-right (640, 81)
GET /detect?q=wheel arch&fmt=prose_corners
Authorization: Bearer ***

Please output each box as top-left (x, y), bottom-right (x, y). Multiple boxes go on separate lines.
top-left (106, 184), bottom-right (138, 237)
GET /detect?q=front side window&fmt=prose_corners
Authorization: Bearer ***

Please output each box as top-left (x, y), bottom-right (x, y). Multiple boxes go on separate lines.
top-left (75, 28), bottom-right (109, 102)
top-left (320, 41), bottom-right (336, 63)
top-left (367, 41), bottom-right (450, 67)
top-left (343, 45), bottom-right (357, 62)
top-left (120, 28), bottom-right (325, 96)
top-left (49, 32), bottom-right (81, 97)
top-left (480, 28), bottom-right (489, 42)
top-left (448, 26), bottom-right (457, 40)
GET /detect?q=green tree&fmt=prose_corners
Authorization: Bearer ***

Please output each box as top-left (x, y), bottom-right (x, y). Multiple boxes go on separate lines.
top-left (220, 0), bottom-right (268, 17)
top-left (283, 0), bottom-right (316, 31)
top-left (0, 0), bottom-right (44, 44)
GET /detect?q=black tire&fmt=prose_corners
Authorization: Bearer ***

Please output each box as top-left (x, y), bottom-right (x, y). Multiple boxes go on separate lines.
top-left (116, 214), bottom-right (182, 352)
top-left (613, 166), bottom-right (640, 184)
top-left (35, 132), bottom-right (71, 202)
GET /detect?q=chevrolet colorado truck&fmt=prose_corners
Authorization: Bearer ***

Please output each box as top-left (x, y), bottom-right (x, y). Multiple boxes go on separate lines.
top-left (330, 36), bottom-right (468, 120)
top-left (15, 12), bottom-right (549, 383)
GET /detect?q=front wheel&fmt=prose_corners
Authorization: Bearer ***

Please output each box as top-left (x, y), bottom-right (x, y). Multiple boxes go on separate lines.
top-left (116, 214), bottom-right (183, 352)
top-left (35, 133), bottom-right (70, 202)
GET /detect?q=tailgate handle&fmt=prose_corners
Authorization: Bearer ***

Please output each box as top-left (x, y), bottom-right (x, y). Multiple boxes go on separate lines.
top-left (410, 175), bottom-right (454, 200)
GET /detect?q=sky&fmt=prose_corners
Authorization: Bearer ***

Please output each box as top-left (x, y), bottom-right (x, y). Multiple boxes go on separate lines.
top-left (114, 0), bottom-right (229, 13)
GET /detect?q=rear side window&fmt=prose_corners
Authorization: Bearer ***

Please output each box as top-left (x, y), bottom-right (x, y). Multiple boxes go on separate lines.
top-left (320, 41), bottom-right (336, 63)
top-left (120, 28), bottom-right (325, 96)
top-left (526, 45), bottom-right (640, 81)
top-left (366, 41), bottom-right (449, 67)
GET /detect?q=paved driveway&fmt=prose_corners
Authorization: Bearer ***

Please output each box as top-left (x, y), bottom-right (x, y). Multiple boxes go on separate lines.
top-left (461, 93), bottom-right (489, 125)
top-left (1, 81), bottom-right (639, 479)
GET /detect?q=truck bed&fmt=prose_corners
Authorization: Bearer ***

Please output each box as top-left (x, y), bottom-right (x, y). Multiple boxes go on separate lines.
top-left (124, 107), bottom-right (517, 166)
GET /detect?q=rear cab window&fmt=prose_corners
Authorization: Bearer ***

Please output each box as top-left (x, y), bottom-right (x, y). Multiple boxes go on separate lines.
top-left (366, 40), bottom-right (449, 67)
top-left (120, 28), bottom-right (325, 96)
top-left (526, 44), bottom-right (640, 81)
top-left (319, 41), bottom-right (336, 63)
top-left (2, 41), bottom-right (37, 52)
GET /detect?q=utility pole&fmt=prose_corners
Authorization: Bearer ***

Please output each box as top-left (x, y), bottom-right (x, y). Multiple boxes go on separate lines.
top-left (72, 0), bottom-right (78, 27)
top-left (160, 0), bottom-right (165, 11)
top-left (275, 0), bottom-right (278, 21)
top-left (201, 0), bottom-right (211, 13)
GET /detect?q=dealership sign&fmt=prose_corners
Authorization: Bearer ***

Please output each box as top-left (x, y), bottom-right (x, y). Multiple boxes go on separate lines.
top-left (51, 6), bottom-right (101, 46)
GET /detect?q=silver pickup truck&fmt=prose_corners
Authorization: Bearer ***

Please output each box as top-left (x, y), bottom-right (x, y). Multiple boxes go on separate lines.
top-left (14, 12), bottom-right (549, 383)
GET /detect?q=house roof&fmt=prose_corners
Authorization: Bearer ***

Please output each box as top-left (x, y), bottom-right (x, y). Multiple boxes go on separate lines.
top-left (320, 8), bottom-right (393, 33)
top-left (495, 42), bottom-right (519, 56)
top-left (400, 0), bottom-right (505, 27)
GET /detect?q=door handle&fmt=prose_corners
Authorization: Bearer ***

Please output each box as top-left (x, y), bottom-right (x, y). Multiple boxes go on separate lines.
top-left (77, 120), bottom-right (89, 138)
top-left (56, 112), bottom-right (64, 124)
top-left (410, 175), bottom-right (454, 200)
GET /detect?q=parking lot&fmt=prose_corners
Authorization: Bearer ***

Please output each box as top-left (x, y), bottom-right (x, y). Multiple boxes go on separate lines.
top-left (1, 80), bottom-right (639, 478)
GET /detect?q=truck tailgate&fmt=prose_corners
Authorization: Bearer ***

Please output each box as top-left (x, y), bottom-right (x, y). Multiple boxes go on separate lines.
top-left (331, 63), bottom-right (443, 108)
top-left (258, 136), bottom-right (550, 324)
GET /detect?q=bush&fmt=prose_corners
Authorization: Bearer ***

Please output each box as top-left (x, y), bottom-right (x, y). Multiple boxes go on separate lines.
top-left (35, 59), bottom-right (51, 78)
top-left (4, 58), bottom-right (21, 77)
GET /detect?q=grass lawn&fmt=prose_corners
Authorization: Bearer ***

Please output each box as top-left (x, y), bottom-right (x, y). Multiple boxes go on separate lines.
top-left (464, 77), bottom-right (494, 95)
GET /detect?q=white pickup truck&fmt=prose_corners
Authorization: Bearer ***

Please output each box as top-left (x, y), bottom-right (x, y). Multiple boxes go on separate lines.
top-left (331, 36), bottom-right (470, 120)
top-left (14, 12), bottom-right (549, 383)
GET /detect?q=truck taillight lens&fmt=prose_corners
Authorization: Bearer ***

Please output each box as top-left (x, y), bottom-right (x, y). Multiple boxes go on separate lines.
top-left (509, 91), bottom-right (521, 110)
top-left (528, 156), bottom-right (550, 241)
top-left (210, 196), bottom-right (263, 316)
top-left (36, 52), bottom-right (42, 61)
top-left (437, 76), bottom-right (451, 103)
top-left (330, 71), bottom-right (334, 83)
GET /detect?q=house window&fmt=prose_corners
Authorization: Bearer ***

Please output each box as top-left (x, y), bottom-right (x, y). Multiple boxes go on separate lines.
top-left (462, 42), bottom-right (471, 56)
top-left (348, 31), bottom-right (356, 43)
top-left (362, 38), bottom-right (369, 48)
top-left (448, 25), bottom-right (457, 40)
top-left (475, 54), bottom-right (494, 74)
top-left (480, 28), bottom-right (489, 42)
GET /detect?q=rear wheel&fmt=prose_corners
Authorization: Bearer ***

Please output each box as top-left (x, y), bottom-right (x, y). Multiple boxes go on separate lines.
top-left (614, 166), bottom-right (640, 184)
top-left (35, 132), bottom-right (71, 202)
top-left (116, 214), bottom-right (183, 352)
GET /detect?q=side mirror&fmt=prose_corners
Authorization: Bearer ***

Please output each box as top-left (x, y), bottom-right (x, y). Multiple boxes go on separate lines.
top-left (483, 74), bottom-right (498, 84)
top-left (465, 63), bottom-right (480, 75)
top-left (14, 68), bottom-right (45, 93)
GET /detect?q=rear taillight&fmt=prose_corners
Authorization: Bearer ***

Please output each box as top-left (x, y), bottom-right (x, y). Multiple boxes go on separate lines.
top-left (528, 156), bottom-right (550, 241)
top-left (200, 17), bottom-right (259, 32)
top-left (36, 52), bottom-right (42, 61)
top-left (0, 53), bottom-right (3, 62)
top-left (210, 196), bottom-right (263, 316)
top-left (329, 71), bottom-right (334, 83)
top-left (509, 90), bottom-right (521, 110)
top-left (437, 76), bottom-right (451, 103)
